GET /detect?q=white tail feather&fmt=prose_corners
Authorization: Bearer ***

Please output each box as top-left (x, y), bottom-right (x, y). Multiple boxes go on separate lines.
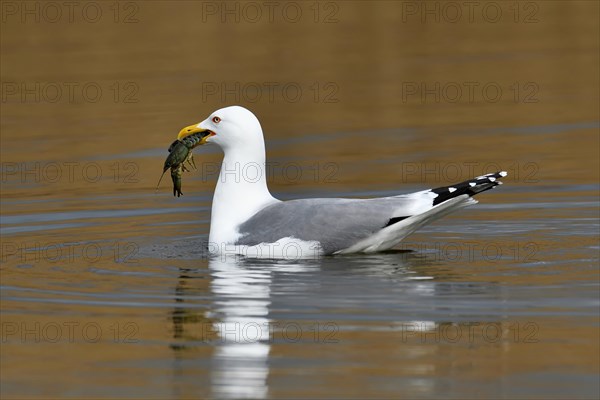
top-left (337, 195), bottom-right (476, 254)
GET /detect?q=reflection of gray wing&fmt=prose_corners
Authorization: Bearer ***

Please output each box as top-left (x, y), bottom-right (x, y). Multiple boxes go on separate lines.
top-left (236, 194), bottom-right (435, 254)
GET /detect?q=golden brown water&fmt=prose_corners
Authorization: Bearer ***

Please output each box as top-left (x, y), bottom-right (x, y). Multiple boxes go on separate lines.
top-left (1, 1), bottom-right (599, 398)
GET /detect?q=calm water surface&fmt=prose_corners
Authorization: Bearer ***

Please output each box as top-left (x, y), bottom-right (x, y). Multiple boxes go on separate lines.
top-left (1, 1), bottom-right (599, 399)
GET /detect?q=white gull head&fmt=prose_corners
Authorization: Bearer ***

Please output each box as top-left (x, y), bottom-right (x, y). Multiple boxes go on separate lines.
top-left (184, 105), bottom-right (264, 152)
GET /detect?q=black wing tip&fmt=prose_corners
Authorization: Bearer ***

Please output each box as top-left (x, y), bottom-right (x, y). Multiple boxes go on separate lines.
top-left (383, 215), bottom-right (410, 228)
top-left (431, 171), bottom-right (507, 206)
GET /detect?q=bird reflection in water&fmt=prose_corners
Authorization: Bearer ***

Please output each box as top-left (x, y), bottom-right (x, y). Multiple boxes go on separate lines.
top-left (169, 249), bottom-right (503, 398)
top-left (208, 256), bottom-right (273, 399)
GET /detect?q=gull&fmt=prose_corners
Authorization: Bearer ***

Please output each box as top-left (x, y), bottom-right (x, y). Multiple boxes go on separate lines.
top-left (176, 106), bottom-right (507, 258)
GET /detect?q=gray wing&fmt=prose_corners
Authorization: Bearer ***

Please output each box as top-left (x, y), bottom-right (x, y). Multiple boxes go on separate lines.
top-left (236, 195), bottom-right (430, 254)
top-left (236, 171), bottom-right (507, 254)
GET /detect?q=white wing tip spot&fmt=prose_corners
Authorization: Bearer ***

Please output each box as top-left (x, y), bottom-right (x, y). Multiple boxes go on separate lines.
top-left (499, 171), bottom-right (508, 177)
top-left (469, 182), bottom-right (476, 187)
top-left (489, 177), bottom-right (496, 182)
top-left (448, 187), bottom-right (457, 193)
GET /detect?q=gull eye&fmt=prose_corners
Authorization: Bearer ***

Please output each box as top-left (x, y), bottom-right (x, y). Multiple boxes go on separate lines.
top-left (212, 116), bottom-right (221, 124)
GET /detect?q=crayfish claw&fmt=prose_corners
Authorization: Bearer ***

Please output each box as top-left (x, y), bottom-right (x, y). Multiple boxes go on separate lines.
top-left (188, 154), bottom-right (197, 170)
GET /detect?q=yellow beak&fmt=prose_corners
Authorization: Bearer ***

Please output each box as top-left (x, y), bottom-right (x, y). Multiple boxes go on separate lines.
top-left (177, 124), bottom-right (214, 143)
